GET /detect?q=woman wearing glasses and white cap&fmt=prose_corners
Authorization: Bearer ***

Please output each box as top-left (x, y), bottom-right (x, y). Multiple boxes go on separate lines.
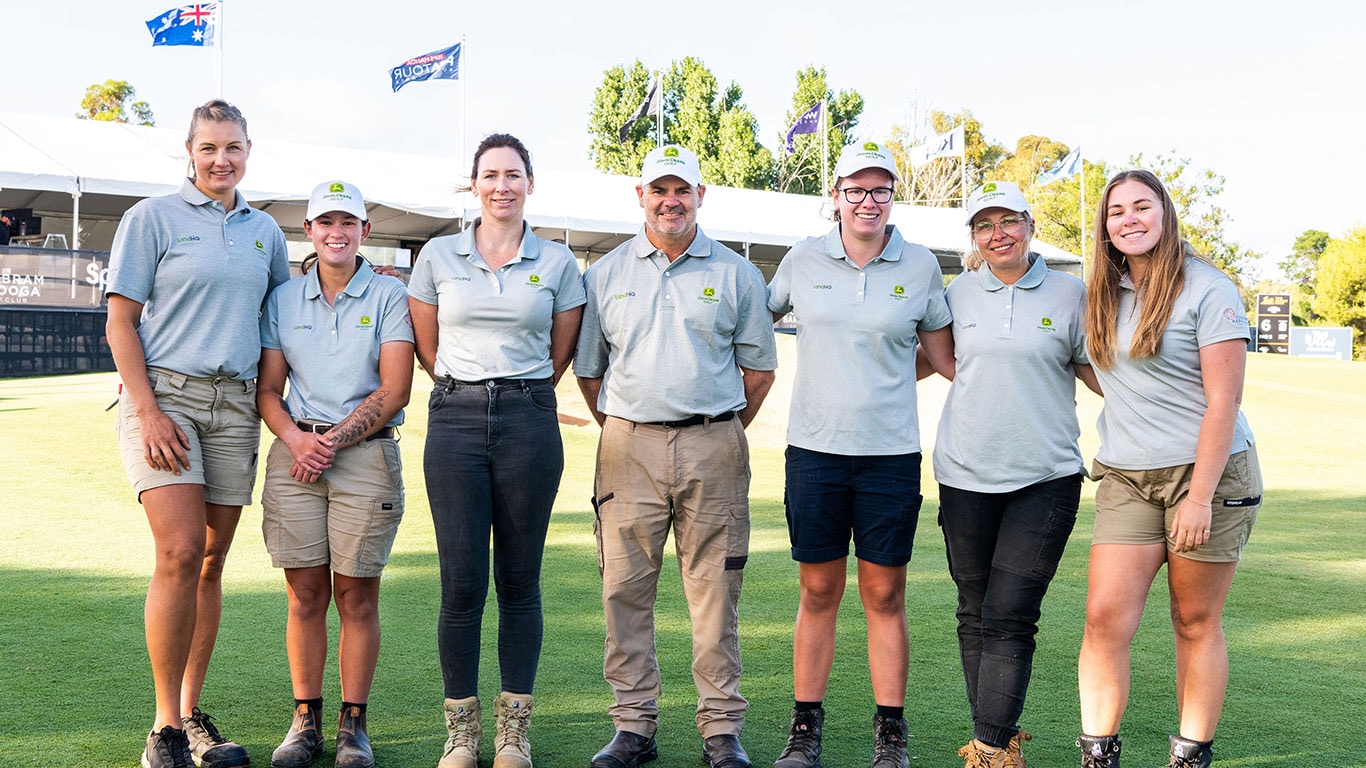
top-left (936, 181), bottom-right (1100, 768)
top-left (767, 141), bottom-right (955, 768)
top-left (257, 180), bottom-right (414, 768)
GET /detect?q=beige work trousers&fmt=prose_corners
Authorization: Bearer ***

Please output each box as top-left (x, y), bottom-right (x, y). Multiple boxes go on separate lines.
top-left (592, 415), bottom-right (752, 738)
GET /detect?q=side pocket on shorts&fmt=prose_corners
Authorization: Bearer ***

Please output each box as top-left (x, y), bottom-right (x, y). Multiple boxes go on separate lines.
top-left (377, 439), bottom-right (405, 494)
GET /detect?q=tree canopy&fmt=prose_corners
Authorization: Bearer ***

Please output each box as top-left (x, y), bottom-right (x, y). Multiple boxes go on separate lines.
top-left (1311, 227), bottom-right (1366, 359)
top-left (774, 67), bottom-right (863, 196)
top-left (77, 80), bottom-right (155, 126)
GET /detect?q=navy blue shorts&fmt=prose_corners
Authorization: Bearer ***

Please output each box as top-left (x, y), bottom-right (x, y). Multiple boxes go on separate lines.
top-left (784, 446), bottom-right (923, 566)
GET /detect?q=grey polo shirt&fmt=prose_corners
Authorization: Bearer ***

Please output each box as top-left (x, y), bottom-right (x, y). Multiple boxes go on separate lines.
top-left (767, 225), bottom-right (952, 455)
top-left (106, 178), bottom-right (290, 379)
top-left (574, 226), bottom-right (778, 423)
top-left (1091, 256), bottom-right (1254, 469)
top-left (261, 264), bottom-right (413, 427)
top-left (408, 220), bottom-right (586, 380)
top-left (933, 255), bottom-right (1089, 492)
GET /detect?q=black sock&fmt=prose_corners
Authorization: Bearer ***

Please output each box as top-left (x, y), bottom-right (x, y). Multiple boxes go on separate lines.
top-left (875, 705), bottom-right (904, 721)
top-left (795, 700), bottom-right (823, 712)
top-left (294, 697), bottom-right (323, 711)
top-left (341, 701), bottom-right (368, 714)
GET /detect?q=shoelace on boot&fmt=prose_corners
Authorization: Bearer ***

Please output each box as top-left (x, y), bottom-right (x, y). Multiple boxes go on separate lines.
top-left (445, 708), bottom-right (480, 751)
top-left (495, 706), bottom-right (531, 751)
top-left (185, 708), bottom-right (228, 746)
top-left (778, 710), bottom-right (821, 760)
top-left (151, 727), bottom-right (195, 767)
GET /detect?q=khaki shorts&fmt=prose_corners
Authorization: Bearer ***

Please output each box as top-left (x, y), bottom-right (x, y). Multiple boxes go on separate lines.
top-left (117, 367), bottom-right (260, 506)
top-left (260, 436), bottom-right (405, 578)
top-left (1091, 442), bottom-right (1262, 562)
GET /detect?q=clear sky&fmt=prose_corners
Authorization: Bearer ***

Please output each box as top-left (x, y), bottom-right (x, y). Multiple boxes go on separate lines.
top-left (5, 0), bottom-right (1358, 276)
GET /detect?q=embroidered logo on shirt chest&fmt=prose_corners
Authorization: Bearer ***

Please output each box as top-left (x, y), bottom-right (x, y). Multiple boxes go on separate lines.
top-left (699, 286), bottom-right (719, 305)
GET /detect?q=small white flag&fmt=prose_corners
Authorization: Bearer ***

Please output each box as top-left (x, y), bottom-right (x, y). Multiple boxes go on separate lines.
top-left (1036, 146), bottom-right (1082, 187)
top-left (909, 125), bottom-right (964, 166)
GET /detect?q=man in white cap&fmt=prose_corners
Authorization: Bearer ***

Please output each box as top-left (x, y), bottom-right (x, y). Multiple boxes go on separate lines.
top-left (575, 145), bottom-right (779, 768)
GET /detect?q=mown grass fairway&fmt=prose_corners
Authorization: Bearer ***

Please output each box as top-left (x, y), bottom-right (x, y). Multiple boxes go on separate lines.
top-left (1, 348), bottom-right (1362, 767)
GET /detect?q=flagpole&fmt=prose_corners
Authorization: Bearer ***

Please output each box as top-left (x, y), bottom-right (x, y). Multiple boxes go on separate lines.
top-left (461, 35), bottom-right (468, 230)
top-left (820, 99), bottom-right (828, 192)
top-left (215, 1), bottom-right (224, 97)
top-left (656, 69), bottom-right (664, 147)
top-left (959, 122), bottom-right (966, 209)
top-left (1079, 146), bottom-right (1086, 279)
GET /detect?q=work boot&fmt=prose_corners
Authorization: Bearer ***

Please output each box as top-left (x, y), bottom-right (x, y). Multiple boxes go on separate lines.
top-left (871, 713), bottom-right (909, 768)
top-left (773, 706), bottom-right (823, 768)
top-left (1167, 735), bottom-right (1213, 768)
top-left (1077, 734), bottom-right (1121, 768)
top-left (492, 692), bottom-right (533, 768)
top-left (335, 705), bottom-right (374, 768)
top-left (143, 726), bottom-right (195, 768)
top-left (1003, 730), bottom-right (1031, 768)
top-left (183, 708), bottom-right (251, 768)
top-left (438, 696), bottom-right (482, 768)
top-left (271, 702), bottom-right (323, 768)
top-left (957, 730), bottom-right (1030, 768)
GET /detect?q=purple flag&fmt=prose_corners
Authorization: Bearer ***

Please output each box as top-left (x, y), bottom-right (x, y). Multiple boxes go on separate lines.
top-left (785, 102), bottom-right (822, 155)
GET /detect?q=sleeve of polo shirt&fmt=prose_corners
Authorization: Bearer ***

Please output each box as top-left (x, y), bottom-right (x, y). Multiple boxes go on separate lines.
top-left (260, 287), bottom-right (282, 350)
top-left (267, 228), bottom-right (291, 294)
top-left (733, 265), bottom-right (779, 371)
top-left (572, 270), bottom-right (608, 378)
top-left (407, 244), bottom-right (439, 304)
top-left (105, 202), bottom-right (165, 303)
top-left (767, 248), bottom-right (794, 315)
top-left (1195, 274), bottom-right (1251, 346)
top-left (1070, 279), bottom-right (1090, 365)
top-left (377, 279), bottom-right (415, 344)
top-left (921, 261), bottom-right (953, 332)
top-left (551, 248), bottom-right (588, 312)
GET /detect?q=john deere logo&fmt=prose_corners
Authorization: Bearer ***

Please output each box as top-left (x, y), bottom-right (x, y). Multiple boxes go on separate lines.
top-left (359, 316), bottom-right (373, 326)
top-left (664, 147), bottom-right (679, 158)
top-left (1041, 317), bottom-right (1053, 327)
top-left (893, 286), bottom-right (905, 295)
top-left (704, 287), bottom-right (715, 297)
top-left (529, 275), bottom-right (541, 284)
top-left (983, 182), bottom-right (998, 193)
top-left (699, 286), bottom-right (719, 304)
top-left (255, 240), bottom-right (265, 252)
top-left (863, 142), bottom-right (879, 151)
top-left (329, 182), bottom-right (345, 193)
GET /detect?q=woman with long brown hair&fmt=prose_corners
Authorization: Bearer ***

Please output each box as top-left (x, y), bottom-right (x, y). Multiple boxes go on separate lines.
top-left (1076, 170), bottom-right (1261, 768)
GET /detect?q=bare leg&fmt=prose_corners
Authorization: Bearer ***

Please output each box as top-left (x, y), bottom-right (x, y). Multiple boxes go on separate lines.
top-left (1168, 556), bottom-right (1238, 741)
top-left (143, 484), bottom-right (208, 730)
top-left (792, 559), bottom-right (846, 702)
top-left (334, 574), bottom-right (383, 703)
top-left (180, 502), bottom-right (242, 716)
top-left (857, 560), bottom-right (908, 706)
top-left (1077, 543), bottom-right (1166, 736)
top-left (284, 566), bottom-right (333, 699)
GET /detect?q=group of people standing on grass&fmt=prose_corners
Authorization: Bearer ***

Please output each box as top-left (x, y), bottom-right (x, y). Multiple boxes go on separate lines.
top-left (106, 99), bottom-right (1261, 768)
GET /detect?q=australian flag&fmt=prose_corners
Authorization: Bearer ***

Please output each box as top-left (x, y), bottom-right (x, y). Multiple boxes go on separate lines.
top-left (391, 43), bottom-right (462, 92)
top-left (146, 4), bottom-right (218, 47)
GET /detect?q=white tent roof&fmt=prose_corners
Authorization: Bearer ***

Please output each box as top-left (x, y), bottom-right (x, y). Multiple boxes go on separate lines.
top-left (0, 112), bottom-right (1080, 273)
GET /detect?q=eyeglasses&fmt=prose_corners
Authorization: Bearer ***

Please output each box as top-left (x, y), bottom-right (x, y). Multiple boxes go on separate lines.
top-left (972, 215), bottom-right (1028, 237)
top-left (838, 186), bottom-right (894, 204)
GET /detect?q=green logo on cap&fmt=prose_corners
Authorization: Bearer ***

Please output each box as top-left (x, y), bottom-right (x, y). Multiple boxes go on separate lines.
top-left (983, 182), bottom-right (998, 193)
top-left (329, 182), bottom-right (345, 193)
top-left (863, 142), bottom-right (879, 151)
top-left (664, 147), bottom-right (679, 157)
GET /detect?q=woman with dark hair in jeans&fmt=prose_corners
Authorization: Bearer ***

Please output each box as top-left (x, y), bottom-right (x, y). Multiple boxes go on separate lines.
top-left (936, 181), bottom-right (1101, 768)
top-left (408, 133), bottom-right (586, 768)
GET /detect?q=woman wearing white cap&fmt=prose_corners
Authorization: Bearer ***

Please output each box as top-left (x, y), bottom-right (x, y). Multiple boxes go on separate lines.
top-left (767, 141), bottom-right (955, 768)
top-left (257, 180), bottom-right (414, 768)
top-left (936, 181), bottom-right (1100, 768)
top-left (408, 133), bottom-right (586, 768)
top-left (1076, 170), bottom-right (1260, 768)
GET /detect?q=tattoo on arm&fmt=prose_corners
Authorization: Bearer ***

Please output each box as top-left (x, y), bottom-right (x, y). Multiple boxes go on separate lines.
top-left (327, 390), bottom-right (388, 447)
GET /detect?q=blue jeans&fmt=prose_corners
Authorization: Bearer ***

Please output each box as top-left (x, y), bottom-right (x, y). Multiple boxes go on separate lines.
top-left (425, 378), bottom-right (564, 697)
top-left (938, 474), bottom-right (1081, 748)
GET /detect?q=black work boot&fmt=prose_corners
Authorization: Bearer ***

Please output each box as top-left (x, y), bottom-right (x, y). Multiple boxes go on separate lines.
top-left (871, 713), bottom-right (909, 768)
top-left (1167, 735), bottom-right (1212, 768)
top-left (271, 702), bottom-right (324, 768)
top-left (773, 706), bottom-right (823, 768)
top-left (335, 705), bottom-right (374, 768)
top-left (1076, 734), bottom-right (1120, 768)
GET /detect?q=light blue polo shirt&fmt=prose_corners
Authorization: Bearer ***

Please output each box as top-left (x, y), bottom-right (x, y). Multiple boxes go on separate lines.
top-left (574, 226), bottom-right (779, 423)
top-left (261, 263), bottom-right (413, 427)
top-left (107, 178), bottom-right (290, 379)
top-left (1091, 256), bottom-right (1254, 469)
top-left (408, 220), bottom-right (586, 380)
top-left (933, 255), bottom-right (1089, 492)
top-left (767, 225), bottom-right (952, 455)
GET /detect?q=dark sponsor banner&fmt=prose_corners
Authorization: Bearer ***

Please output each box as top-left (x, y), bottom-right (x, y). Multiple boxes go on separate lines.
top-left (0, 248), bottom-right (109, 309)
top-left (1255, 293), bottom-right (1291, 354)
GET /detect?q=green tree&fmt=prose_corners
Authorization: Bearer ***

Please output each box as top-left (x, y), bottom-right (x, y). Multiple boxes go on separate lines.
top-left (991, 135), bottom-right (1072, 193)
top-left (1311, 228), bottom-right (1366, 359)
top-left (587, 59), bottom-right (773, 190)
top-left (1280, 228), bottom-right (1330, 324)
top-left (1029, 159), bottom-right (1109, 262)
top-left (775, 67), bottom-right (863, 195)
top-left (77, 80), bottom-right (155, 126)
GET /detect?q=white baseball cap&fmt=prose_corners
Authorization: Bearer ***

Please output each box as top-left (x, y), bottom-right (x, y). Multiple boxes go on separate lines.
top-left (965, 181), bottom-right (1029, 224)
top-left (639, 145), bottom-right (703, 188)
top-left (834, 141), bottom-right (900, 183)
top-left (306, 180), bottom-right (368, 221)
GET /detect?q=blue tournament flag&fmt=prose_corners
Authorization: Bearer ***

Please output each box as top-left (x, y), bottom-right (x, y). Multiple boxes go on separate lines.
top-left (1036, 146), bottom-right (1082, 187)
top-left (145, 4), bottom-right (218, 47)
top-left (390, 43), bottom-right (462, 93)
top-left (785, 102), bottom-right (823, 155)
